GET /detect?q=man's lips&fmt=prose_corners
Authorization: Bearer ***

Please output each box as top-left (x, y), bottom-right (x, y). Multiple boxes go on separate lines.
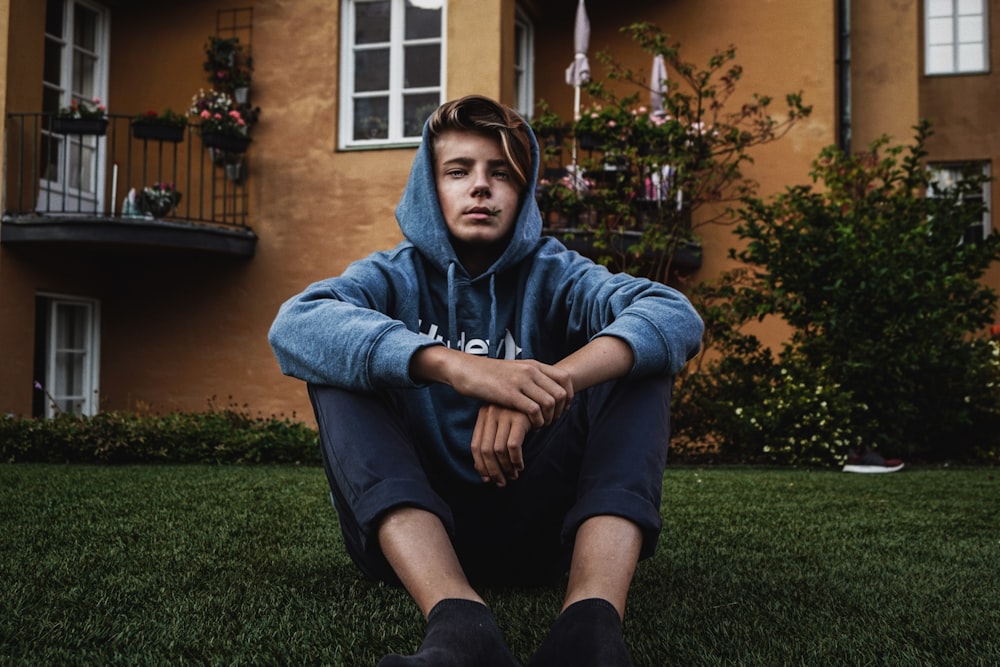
top-left (465, 206), bottom-right (500, 220)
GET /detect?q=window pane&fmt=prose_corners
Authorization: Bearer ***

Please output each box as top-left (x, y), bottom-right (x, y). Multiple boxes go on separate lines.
top-left (67, 137), bottom-right (97, 193)
top-left (927, 45), bottom-right (954, 73)
top-left (56, 304), bottom-right (86, 348)
top-left (957, 16), bottom-right (983, 42)
top-left (42, 85), bottom-right (61, 115)
top-left (72, 50), bottom-right (97, 99)
top-left (354, 97), bottom-right (389, 139)
top-left (927, 17), bottom-right (954, 45)
top-left (956, 0), bottom-right (982, 15)
top-left (355, 48), bottom-right (390, 91)
top-left (403, 92), bottom-right (439, 137)
top-left (957, 43), bottom-right (985, 71)
top-left (44, 39), bottom-right (62, 85)
top-left (40, 133), bottom-right (62, 182)
top-left (45, 0), bottom-right (63, 37)
top-left (927, 0), bottom-right (953, 17)
top-left (405, 1), bottom-right (442, 40)
top-left (356, 0), bottom-right (391, 44)
top-left (73, 4), bottom-right (97, 52)
top-left (404, 44), bottom-right (440, 88)
top-left (54, 351), bottom-right (85, 397)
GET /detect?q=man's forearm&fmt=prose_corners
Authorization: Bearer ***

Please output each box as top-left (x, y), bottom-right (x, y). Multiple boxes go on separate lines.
top-left (555, 335), bottom-right (634, 392)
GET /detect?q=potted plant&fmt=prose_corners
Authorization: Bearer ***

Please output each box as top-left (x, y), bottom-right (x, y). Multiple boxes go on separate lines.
top-left (204, 36), bottom-right (253, 98)
top-left (132, 108), bottom-right (188, 142)
top-left (136, 182), bottom-right (182, 217)
top-left (52, 97), bottom-right (108, 135)
top-left (188, 89), bottom-right (252, 153)
top-left (572, 104), bottom-right (629, 151)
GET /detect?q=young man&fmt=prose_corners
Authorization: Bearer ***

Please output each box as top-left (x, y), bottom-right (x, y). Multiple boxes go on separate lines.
top-left (269, 95), bottom-right (703, 666)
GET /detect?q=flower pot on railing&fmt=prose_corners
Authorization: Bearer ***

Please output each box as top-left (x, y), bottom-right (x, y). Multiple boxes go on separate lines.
top-left (132, 122), bottom-right (186, 143)
top-left (52, 117), bottom-right (108, 136)
top-left (577, 132), bottom-right (602, 151)
top-left (224, 161), bottom-right (244, 183)
top-left (200, 132), bottom-right (251, 153)
top-left (136, 188), bottom-right (182, 218)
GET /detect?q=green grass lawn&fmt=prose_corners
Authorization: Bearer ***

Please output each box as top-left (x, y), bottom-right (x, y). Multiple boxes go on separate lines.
top-left (1, 464), bottom-right (997, 666)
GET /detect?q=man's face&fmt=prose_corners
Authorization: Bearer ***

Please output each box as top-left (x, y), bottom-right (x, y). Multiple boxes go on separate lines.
top-left (433, 129), bottom-right (522, 273)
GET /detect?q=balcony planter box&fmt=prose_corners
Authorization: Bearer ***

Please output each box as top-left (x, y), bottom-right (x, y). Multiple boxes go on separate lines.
top-left (200, 132), bottom-right (250, 153)
top-left (52, 118), bottom-right (108, 136)
top-left (132, 122), bottom-right (186, 143)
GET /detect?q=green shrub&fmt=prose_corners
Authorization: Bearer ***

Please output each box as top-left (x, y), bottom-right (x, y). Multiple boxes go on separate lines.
top-left (674, 122), bottom-right (1000, 464)
top-left (0, 410), bottom-right (320, 464)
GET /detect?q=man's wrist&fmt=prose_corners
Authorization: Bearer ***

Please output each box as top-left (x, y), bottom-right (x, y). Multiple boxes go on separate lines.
top-left (410, 344), bottom-right (453, 385)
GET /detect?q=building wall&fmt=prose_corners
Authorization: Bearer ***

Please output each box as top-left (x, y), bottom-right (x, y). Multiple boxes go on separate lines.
top-left (849, 0), bottom-right (921, 150)
top-left (918, 0), bottom-right (1000, 287)
top-left (0, 0), bottom-right (512, 418)
top-left (7, 0), bottom-right (989, 424)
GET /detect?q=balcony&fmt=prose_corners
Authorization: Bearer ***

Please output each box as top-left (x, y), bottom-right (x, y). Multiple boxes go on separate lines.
top-left (1, 113), bottom-right (256, 257)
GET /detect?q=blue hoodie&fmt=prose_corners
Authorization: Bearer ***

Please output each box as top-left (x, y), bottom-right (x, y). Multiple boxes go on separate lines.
top-left (269, 118), bottom-right (704, 483)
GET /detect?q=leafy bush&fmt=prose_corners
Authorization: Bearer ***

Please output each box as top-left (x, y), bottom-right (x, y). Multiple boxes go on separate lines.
top-left (674, 122), bottom-right (1000, 464)
top-left (0, 410), bottom-right (320, 464)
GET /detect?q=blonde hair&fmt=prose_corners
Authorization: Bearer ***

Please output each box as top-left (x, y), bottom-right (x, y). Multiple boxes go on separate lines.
top-left (427, 95), bottom-right (534, 191)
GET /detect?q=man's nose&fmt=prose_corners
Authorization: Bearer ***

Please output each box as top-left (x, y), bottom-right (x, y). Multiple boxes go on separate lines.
top-left (471, 169), bottom-right (491, 198)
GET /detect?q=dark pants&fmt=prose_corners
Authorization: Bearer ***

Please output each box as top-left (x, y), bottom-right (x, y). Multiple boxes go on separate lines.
top-left (308, 374), bottom-right (673, 586)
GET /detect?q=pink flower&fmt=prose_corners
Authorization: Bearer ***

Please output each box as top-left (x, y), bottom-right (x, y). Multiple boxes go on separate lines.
top-left (200, 110), bottom-right (211, 119)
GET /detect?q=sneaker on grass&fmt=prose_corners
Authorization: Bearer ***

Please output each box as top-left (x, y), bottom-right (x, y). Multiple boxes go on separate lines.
top-left (842, 447), bottom-right (904, 474)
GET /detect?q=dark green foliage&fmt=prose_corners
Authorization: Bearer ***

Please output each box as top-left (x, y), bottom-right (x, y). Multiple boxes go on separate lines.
top-left (0, 410), bottom-right (320, 464)
top-left (674, 122), bottom-right (1000, 464)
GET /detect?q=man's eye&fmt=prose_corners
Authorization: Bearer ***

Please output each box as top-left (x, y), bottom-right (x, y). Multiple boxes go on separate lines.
top-left (446, 169), bottom-right (466, 178)
top-left (494, 171), bottom-right (509, 180)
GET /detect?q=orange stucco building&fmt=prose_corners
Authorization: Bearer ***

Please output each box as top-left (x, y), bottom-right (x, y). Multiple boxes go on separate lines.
top-left (1, 0), bottom-right (997, 422)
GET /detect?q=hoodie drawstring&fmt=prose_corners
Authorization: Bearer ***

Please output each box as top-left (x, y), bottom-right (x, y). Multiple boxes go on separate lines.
top-left (447, 262), bottom-right (459, 350)
top-left (488, 274), bottom-right (498, 358)
top-left (445, 263), bottom-right (501, 359)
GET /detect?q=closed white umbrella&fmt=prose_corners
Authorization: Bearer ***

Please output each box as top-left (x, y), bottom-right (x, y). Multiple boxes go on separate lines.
top-left (649, 54), bottom-right (676, 206)
top-left (565, 0), bottom-right (591, 121)
top-left (650, 53), bottom-right (668, 115)
top-left (565, 0), bottom-right (591, 191)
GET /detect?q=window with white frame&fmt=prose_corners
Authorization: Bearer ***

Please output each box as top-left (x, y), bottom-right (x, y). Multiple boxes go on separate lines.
top-left (928, 162), bottom-right (992, 243)
top-left (40, 0), bottom-right (111, 212)
top-left (34, 294), bottom-right (101, 417)
top-left (339, 0), bottom-right (445, 148)
top-left (514, 8), bottom-right (534, 119)
top-left (925, 0), bottom-right (989, 75)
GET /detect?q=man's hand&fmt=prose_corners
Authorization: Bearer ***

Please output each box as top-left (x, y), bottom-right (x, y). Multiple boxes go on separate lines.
top-left (411, 337), bottom-right (636, 487)
top-left (470, 405), bottom-right (532, 486)
top-left (413, 349), bottom-right (574, 428)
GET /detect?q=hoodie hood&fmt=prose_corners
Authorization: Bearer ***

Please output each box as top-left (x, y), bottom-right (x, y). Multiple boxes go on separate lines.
top-left (394, 115), bottom-right (544, 279)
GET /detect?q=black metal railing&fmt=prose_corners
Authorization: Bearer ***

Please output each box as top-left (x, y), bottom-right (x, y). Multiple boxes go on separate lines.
top-left (4, 112), bottom-right (251, 228)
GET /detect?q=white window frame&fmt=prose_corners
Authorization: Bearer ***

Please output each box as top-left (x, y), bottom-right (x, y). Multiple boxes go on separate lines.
top-left (39, 294), bottom-right (101, 417)
top-left (514, 7), bottom-right (535, 119)
top-left (339, 0), bottom-right (446, 149)
top-left (924, 0), bottom-right (990, 75)
top-left (928, 161), bottom-right (992, 244)
top-left (39, 0), bottom-right (111, 213)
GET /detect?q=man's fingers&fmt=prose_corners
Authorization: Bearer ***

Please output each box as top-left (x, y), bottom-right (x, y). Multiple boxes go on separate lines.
top-left (470, 413), bottom-right (497, 484)
top-left (472, 406), bottom-right (532, 487)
